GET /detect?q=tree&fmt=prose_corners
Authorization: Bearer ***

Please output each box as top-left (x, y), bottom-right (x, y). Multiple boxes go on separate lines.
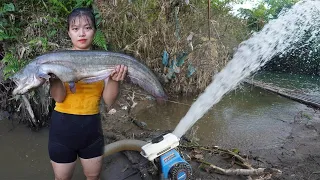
top-left (238, 0), bottom-right (298, 31)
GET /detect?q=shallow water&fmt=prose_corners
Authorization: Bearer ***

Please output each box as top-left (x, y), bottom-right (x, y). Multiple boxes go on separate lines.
top-left (254, 71), bottom-right (320, 96)
top-left (136, 85), bottom-right (311, 151)
top-left (0, 121), bottom-right (85, 180)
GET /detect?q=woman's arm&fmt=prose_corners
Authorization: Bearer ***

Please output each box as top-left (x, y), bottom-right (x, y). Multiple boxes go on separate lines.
top-left (102, 79), bottom-right (119, 108)
top-left (49, 78), bottom-right (66, 103)
top-left (102, 65), bottom-right (127, 108)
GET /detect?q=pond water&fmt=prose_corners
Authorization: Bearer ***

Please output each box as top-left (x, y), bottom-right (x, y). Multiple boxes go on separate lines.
top-left (0, 120), bottom-right (85, 179)
top-left (254, 71), bottom-right (320, 96)
top-left (136, 84), bottom-right (310, 151)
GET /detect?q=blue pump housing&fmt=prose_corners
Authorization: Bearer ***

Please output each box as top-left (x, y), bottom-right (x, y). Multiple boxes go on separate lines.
top-left (159, 149), bottom-right (192, 180)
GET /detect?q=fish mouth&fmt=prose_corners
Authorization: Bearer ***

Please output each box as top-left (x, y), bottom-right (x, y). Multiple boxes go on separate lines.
top-left (12, 76), bottom-right (46, 95)
top-left (12, 83), bottom-right (30, 95)
top-left (12, 87), bottom-right (22, 96)
top-left (10, 75), bottom-right (27, 95)
top-left (12, 83), bottom-right (23, 95)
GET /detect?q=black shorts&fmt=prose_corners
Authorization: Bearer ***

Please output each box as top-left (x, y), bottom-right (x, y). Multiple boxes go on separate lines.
top-left (48, 110), bottom-right (104, 163)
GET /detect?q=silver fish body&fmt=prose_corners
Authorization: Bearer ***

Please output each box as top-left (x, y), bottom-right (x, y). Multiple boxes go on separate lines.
top-left (11, 50), bottom-right (167, 99)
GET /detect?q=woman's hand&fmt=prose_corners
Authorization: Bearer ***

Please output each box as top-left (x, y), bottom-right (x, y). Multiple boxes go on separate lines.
top-left (102, 65), bottom-right (127, 108)
top-left (49, 76), bottom-right (66, 103)
top-left (110, 65), bottom-right (128, 81)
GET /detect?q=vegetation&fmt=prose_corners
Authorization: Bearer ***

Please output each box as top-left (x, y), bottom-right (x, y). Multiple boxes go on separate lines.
top-left (238, 0), bottom-right (299, 32)
top-left (0, 0), bottom-right (109, 128)
top-left (0, 0), bottom-right (250, 128)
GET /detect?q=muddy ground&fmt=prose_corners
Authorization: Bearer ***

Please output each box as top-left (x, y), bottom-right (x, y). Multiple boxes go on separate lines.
top-left (100, 84), bottom-right (320, 180)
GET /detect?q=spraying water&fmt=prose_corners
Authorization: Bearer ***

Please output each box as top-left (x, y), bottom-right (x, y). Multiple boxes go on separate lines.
top-left (172, 0), bottom-right (320, 138)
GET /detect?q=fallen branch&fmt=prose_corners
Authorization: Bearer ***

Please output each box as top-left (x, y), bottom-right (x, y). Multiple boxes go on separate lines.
top-left (21, 95), bottom-right (39, 128)
top-left (308, 171), bottom-right (320, 180)
top-left (198, 159), bottom-right (282, 176)
top-left (127, 91), bottom-right (137, 109)
top-left (180, 144), bottom-right (252, 169)
top-left (217, 147), bottom-right (252, 169)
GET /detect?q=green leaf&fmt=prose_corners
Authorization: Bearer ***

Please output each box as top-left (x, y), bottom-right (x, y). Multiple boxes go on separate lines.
top-left (2, 52), bottom-right (23, 79)
top-left (47, 30), bottom-right (57, 38)
top-left (231, 148), bottom-right (240, 154)
top-left (3, 3), bottom-right (15, 12)
top-left (0, 29), bottom-right (16, 41)
top-left (49, 0), bottom-right (70, 13)
top-left (93, 29), bottom-right (107, 50)
top-left (75, 0), bottom-right (93, 8)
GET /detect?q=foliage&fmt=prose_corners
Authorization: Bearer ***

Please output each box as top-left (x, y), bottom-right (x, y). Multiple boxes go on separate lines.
top-left (265, 0), bottom-right (299, 18)
top-left (95, 0), bottom-right (249, 94)
top-left (0, 0), bottom-right (107, 80)
top-left (237, 0), bottom-right (299, 31)
top-left (0, 3), bottom-right (19, 41)
top-left (1, 53), bottom-right (27, 79)
top-left (0, 0), bottom-right (108, 128)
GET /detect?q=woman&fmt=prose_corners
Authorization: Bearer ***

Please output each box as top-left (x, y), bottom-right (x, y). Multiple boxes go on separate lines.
top-left (48, 7), bottom-right (128, 180)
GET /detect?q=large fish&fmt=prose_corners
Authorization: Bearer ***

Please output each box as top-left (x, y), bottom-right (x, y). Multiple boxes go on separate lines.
top-left (11, 50), bottom-right (167, 100)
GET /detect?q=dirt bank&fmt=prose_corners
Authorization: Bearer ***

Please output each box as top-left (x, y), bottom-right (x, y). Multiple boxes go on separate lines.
top-left (250, 107), bottom-right (320, 180)
top-left (101, 84), bottom-right (320, 180)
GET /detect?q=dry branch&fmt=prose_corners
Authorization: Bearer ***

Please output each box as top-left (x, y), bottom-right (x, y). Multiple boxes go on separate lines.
top-left (181, 144), bottom-right (251, 168)
top-left (198, 159), bottom-right (281, 176)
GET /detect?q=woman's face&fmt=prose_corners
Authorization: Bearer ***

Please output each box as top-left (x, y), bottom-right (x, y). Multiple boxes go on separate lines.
top-left (68, 16), bottom-right (95, 50)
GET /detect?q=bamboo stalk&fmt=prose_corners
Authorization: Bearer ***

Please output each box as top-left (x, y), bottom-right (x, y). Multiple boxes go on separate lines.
top-left (208, 0), bottom-right (211, 40)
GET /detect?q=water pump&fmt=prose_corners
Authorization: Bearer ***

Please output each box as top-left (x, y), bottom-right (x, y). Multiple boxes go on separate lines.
top-left (141, 133), bottom-right (192, 180)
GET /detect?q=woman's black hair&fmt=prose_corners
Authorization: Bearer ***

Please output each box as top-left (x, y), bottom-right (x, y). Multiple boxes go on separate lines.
top-left (67, 7), bottom-right (97, 30)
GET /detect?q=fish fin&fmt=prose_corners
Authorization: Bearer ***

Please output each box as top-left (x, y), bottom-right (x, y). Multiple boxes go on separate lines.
top-left (69, 82), bottom-right (76, 93)
top-left (36, 72), bottom-right (51, 80)
top-left (81, 72), bottom-right (112, 83)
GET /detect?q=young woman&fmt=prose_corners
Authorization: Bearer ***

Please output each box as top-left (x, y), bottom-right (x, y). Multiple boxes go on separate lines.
top-left (48, 7), bottom-right (128, 180)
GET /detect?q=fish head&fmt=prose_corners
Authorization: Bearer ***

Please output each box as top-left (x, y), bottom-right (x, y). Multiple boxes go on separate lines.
top-left (11, 64), bottom-right (46, 95)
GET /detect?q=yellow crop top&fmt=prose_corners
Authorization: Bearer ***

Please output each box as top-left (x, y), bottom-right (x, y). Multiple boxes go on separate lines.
top-left (54, 80), bottom-right (105, 115)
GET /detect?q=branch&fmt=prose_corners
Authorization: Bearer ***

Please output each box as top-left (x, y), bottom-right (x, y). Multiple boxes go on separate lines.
top-left (128, 91), bottom-right (137, 109)
top-left (180, 144), bottom-right (252, 169)
top-left (198, 159), bottom-right (282, 176)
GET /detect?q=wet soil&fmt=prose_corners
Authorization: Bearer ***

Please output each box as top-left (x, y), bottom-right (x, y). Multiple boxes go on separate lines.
top-left (101, 84), bottom-right (320, 180)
